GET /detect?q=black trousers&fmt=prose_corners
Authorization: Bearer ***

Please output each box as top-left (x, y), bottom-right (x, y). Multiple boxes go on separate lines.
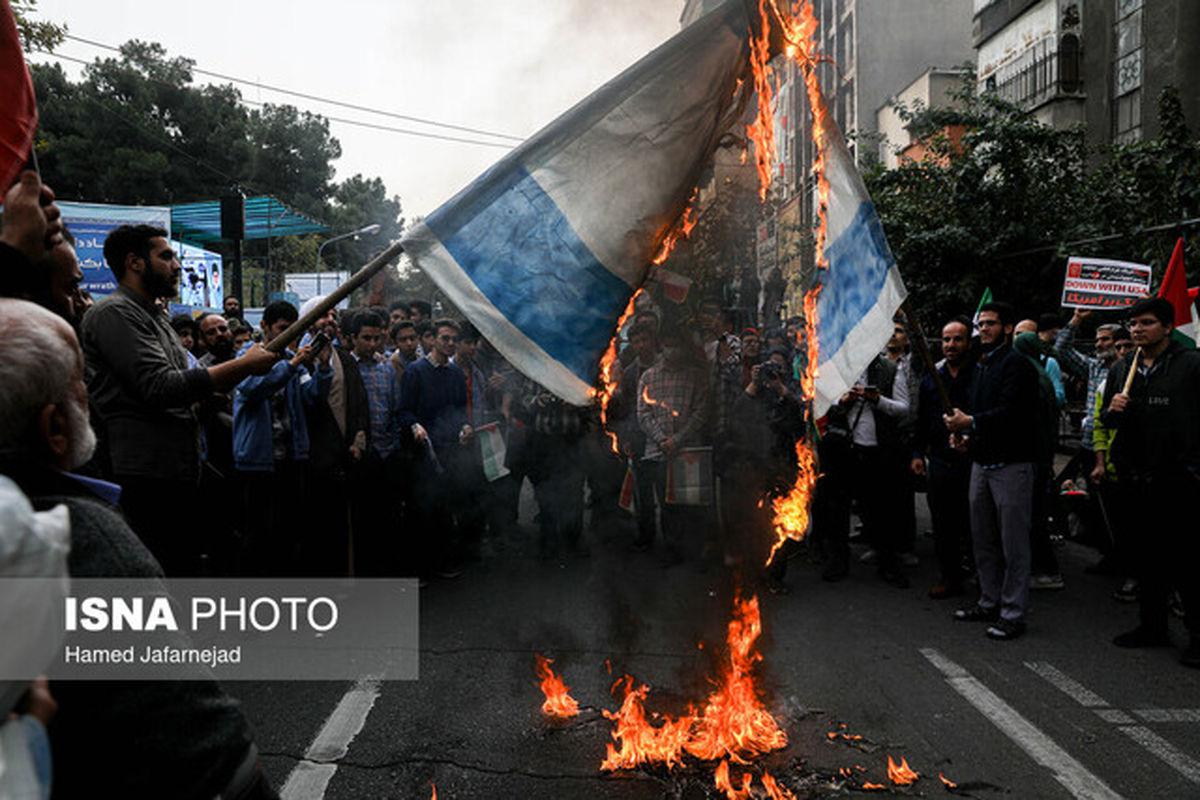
top-left (237, 463), bottom-right (306, 577)
top-left (813, 442), bottom-right (899, 571)
top-left (1030, 460), bottom-right (1061, 575)
top-left (631, 457), bottom-right (657, 545)
top-left (116, 475), bottom-right (204, 576)
top-left (723, 465), bottom-right (786, 581)
top-left (1126, 474), bottom-right (1198, 637)
top-left (926, 455), bottom-right (972, 587)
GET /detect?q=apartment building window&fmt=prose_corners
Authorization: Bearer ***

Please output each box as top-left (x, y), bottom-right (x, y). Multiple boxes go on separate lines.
top-left (842, 12), bottom-right (854, 74)
top-left (1113, 0), bottom-right (1143, 143)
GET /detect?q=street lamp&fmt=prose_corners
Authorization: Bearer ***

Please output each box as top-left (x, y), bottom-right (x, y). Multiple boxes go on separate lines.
top-left (315, 224), bottom-right (382, 295)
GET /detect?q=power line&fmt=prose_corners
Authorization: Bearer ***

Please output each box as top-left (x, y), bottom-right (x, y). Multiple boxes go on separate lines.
top-left (62, 33), bottom-right (527, 143)
top-left (36, 51), bottom-right (514, 151)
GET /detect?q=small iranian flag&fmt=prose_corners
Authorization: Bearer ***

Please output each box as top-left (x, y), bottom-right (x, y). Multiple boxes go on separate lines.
top-left (618, 462), bottom-right (636, 513)
top-left (1158, 237), bottom-right (1198, 348)
top-left (476, 422), bottom-right (511, 482)
top-left (971, 286), bottom-right (994, 337)
top-left (665, 447), bottom-right (713, 506)
top-left (648, 266), bottom-right (692, 304)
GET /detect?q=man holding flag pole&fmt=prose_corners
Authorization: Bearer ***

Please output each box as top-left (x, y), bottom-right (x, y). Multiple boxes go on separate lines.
top-left (1100, 290), bottom-right (1200, 668)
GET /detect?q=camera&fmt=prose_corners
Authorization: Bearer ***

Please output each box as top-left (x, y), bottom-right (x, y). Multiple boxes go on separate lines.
top-left (758, 361), bottom-right (784, 385)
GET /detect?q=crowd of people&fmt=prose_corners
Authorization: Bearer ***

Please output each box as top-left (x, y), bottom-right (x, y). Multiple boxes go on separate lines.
top-left (2, 167), bottom-right (1199, 797)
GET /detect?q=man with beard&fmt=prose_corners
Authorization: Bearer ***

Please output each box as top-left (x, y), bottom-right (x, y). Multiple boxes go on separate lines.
top-left (0, 298), bottom-right (279, 799)
top-left (81, 225), bottom-right (278, 574)
top-left (912, 317), bottom-right (977, 599)
top-left (945, 301), bottom-right (1040, 640)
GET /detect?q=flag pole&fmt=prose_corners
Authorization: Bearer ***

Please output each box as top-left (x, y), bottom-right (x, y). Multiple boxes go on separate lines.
top-left (1120, 347), bottom-right (1141, 394)
top-left (900, 300), bottom-right (952, 413)
top-left (265, 240), bottom-right (405, 354)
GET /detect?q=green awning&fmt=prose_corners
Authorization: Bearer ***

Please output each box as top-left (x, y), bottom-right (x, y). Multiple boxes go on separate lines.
top-left (171, 196), bottom-right (328, 244)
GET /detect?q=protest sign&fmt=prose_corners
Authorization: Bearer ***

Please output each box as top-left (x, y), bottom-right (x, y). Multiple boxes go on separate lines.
top-left (1061, 257), bottom-right (1151, 310)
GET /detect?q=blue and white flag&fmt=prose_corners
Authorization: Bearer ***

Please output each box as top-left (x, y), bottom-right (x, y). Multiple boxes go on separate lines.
top-left (402, 3), bottom-right (753, 405)
top-left (812, 109), bottom-right (908, 416)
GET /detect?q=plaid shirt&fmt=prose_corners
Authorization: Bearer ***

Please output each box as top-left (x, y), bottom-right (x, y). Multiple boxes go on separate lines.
top-left (353, 353), bottom-right (402, 457)
top-left (1054, 326), bottom-right (1109, 450)
top-left (637, 362), bottom-right (708, 461)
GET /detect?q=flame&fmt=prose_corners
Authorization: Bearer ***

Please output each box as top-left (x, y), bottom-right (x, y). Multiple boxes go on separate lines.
top-left (651, 188), bottom-right (700, 266)
top-left (642, 385), bottom-right (680, 418)
top-left (599, 595), bottom-right (786, 773)
top-left (600, 674), bottom-right (694, 771)
top-left (762, 771), bottom-right (797, 800)
top-left (429, 783), bottom-right (437, 799)
top-left (887, 755), bottom-right (920, 786)
top-left (939, 772), bottom-right (958, 790)
top-left (714, 760), bottom-right (754, 799)
top-left (862, 782), bottom-right (886, 791)
top-left (745, 0), bottom-right (776, 200)
top-left (594, 290), bottom-right (643, 454)
top-left (534, 654), bottom-right (580, 719)
top-left (685, 595), bottom-right (788, 763)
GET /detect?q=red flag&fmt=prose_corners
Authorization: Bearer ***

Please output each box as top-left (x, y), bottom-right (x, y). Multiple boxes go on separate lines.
top-left (1158, 237), bottom-right (1198, 346)
top-left (0, 0), bottom-right (38, 190)
top-left (1158, 238), bottom-right (1191, 327)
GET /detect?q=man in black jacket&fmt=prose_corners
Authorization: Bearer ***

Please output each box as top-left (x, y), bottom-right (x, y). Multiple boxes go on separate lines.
top-left (0, 298), bottom-right (277, 799)
top-left (912, 317), bottom-right (977, 599)
top-left (1100, 297), bottom-right (1200, 667)
top-left (945, 301), bottom-right (1040, 640)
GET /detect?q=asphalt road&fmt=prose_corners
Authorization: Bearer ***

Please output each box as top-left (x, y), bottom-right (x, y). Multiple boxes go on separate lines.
top-left (231, 489), bottom-right (1200, 800)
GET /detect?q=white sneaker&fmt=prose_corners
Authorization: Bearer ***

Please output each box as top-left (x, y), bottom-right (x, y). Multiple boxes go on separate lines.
top-left (899, 552), bottom-right (919, 567)
top-left (859, 548), bottom-right (878, 564)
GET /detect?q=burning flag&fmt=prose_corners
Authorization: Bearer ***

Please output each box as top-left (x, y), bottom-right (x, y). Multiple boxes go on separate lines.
top-left (806, 90), bottom-right (908, 416)
top-left (402, 2), bottom-right (755, 405)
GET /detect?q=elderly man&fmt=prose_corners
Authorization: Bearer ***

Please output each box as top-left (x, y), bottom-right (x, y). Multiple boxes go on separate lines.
top-left (0, 298), bottom-right (278, 799)
top-left (81, 225), bottom-right (278, 574)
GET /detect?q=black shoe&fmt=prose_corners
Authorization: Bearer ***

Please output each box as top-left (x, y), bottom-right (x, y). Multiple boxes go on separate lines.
top-left (657, 549), bottom-right (683, 569)
top-left (954, 604), bottom-right (999, 622)
top-left (821, 560), bottom-right (848, 582)
top-left (1113, 626), bottom-right (1171, 648)
top-left (435, 564), bottom-right (464, 580)
top-left (986, 618), bottom-right (1026, 640)
top-left (629, 537), bottom-right (653, 553)
top-left (1182, 639), bottom-right (1200, 669)
top-left (878, 566), bottom-right (910, 589)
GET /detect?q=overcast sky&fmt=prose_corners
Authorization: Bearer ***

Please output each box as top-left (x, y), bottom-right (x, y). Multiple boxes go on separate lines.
top-left (30, 0), bottom-right (685, 222)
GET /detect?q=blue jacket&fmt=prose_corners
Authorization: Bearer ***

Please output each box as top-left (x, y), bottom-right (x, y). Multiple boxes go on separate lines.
top-left (232, 350), bottom-right (332, 472)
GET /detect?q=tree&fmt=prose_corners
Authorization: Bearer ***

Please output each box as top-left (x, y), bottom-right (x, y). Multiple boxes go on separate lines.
top-left (11, 0), bottom-right (65, 53)
top-left (865, 79), bottom-right (1199, 328)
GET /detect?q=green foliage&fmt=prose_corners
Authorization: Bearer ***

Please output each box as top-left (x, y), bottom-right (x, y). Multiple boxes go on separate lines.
top-left (866, 80), bottom-right (1200, 328)
top-left (30, 40), bottom-right (406, 299)
top-left (11, 0), bottom-right (65, 53)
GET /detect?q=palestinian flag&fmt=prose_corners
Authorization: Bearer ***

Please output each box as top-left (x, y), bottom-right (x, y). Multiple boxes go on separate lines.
top-left (971, 287), bottom-right (993, 337)
top-left (665, 447), bottom-right (713, 506)
top-left (1158, 238), bottom-right (1198, 347)
top-left (476, 422), bottom-right (510, 482)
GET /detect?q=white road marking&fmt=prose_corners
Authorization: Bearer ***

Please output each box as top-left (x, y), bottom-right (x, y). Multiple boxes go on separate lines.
top-left (1119, 726), bottom-right (1200, 784)
top-left (921, 649), bottom-right (1124, 800)
top-left (1134, 709), bottom-right (1200, 723)
top-left (1026, 661), bottom-right (1200, 787)
top-left (1025, 662), bottom-right (1110, 708)
top-left (280, 677), bottom-right (383, 800)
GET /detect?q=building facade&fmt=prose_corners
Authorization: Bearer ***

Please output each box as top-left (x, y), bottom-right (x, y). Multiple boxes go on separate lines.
top-left (974, 0), bottom-right (1200, 147)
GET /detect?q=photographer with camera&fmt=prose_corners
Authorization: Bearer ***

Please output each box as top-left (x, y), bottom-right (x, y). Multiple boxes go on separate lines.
top-left (723, 347), bottom-right (804, 593)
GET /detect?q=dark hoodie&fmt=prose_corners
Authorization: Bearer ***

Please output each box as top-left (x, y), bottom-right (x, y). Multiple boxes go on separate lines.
top-left (1100, 338), bottom-right (1200, 481)
top-left (967, 340), bottom-right (1041, 465)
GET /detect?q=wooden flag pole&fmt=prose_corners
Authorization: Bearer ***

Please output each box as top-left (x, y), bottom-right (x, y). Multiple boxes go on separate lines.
top-left (265, 240), bottom-right (405, 354)
top-left (900, 300), bottom-right (953, 414)
top-left (1121, 347), bottom-right (1142, 394)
